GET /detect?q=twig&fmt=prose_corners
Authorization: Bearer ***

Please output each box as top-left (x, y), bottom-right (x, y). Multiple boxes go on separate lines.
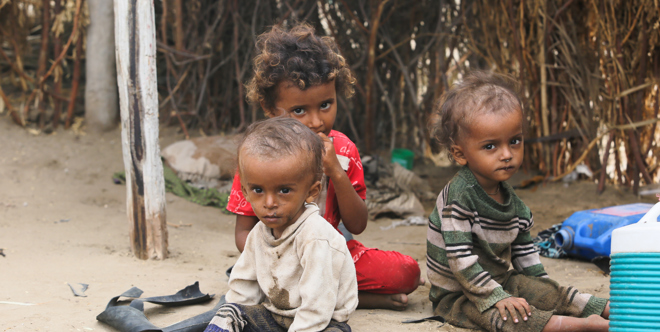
top-left (0, 85), bottom-right (23, 126)
top-left (64, 34), bottom-right (83, 129)
top-left (337, 0), bottom-right (369, 34)
top-left (628, 130), bottom-right (653, 185)
top-left (232, 0), bottom-right (246, 131)
top-left (552, 130), bottom-right (610, 182)
top-left (0, 47), bottom-right (35, 85)
top-left (363, 0), bottom-right (389, 153)
top-left (597, 133), bottom-right (613, 194)
top-left (167, 222), bottom-right (192, 228)
top-left (52, 0), bottom-right (63, 129)
top-left (174, 0), bottom-right (185, 52)
top-left (194, 58), bottom-right (212, 116)
top-left (156, 41), bottom-right (211, 60)
top-left (159, 66), bottom-right (190, 108)
top-left (36, 0), bottom-right (51, 129)
top-left (38, 0), bottom-right (84, 87)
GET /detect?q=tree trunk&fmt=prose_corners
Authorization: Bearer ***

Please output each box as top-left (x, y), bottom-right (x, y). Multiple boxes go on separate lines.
top-left (52, 0), bottom-right (63, 129)
top-left (114, 0), bottom-right (168, 260)
top-left (364, 0), bottom-right (387, 154)
top-left (86, 0), bottom-right (119, 131)
top-left (37, 0), bottom-right (50, 129)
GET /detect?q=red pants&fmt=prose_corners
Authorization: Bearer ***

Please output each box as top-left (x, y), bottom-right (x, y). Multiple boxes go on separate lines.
top-left (347, 239), bottom-right (420, 294)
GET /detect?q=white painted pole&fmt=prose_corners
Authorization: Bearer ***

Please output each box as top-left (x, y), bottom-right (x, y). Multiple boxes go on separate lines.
top-left (114, 0), bottom-right (168, 259)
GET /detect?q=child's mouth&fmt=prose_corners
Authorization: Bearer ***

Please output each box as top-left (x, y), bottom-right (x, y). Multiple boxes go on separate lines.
top-left (498, 166), bottom-right (516, 172)
top-left (262, 215), bottom-right (279, 223)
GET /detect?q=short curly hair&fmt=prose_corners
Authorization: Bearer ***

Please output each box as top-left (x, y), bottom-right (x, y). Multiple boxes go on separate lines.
top-left (245, 23), bottom-right (356, 113)
top-left (429, 71), bottom-right (523, 154)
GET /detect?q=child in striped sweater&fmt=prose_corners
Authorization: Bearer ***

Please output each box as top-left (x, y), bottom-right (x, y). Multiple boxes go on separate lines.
top-left (426, 71), bottom-right (610, 332)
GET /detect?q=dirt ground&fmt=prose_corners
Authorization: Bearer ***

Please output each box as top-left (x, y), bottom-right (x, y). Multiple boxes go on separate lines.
top-left (1, 116), bottom-right (656, 331)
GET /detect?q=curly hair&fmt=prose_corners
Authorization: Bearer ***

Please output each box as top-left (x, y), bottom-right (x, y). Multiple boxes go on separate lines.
top-left (238, 117), bottom-right (325, 182)
top-left (429, 71), bottom-right (523, 156)
top-left (245, 23), bottom-right (356, 113)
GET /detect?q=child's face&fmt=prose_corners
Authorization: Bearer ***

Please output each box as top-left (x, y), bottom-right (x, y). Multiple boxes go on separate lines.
top-left (240, 152), bottom-right (321, 239)
top-left (266, 81), bottom-right (337, 136)
top-left (451, 108), bottom-right (524, 189)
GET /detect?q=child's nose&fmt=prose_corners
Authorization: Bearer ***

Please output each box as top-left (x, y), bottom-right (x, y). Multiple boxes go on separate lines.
top-left (264, 194), bottom-right (277, 208)
top-left (501, 147), bottom-right (513, 160)
top-left (309, 113), bottom-right (323, 131)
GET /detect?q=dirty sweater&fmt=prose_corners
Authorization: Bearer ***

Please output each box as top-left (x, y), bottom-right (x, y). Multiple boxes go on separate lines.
top-left (226, 204), bottom-right (358, 332)
top-left (427, 166), bottom-right (547, 313)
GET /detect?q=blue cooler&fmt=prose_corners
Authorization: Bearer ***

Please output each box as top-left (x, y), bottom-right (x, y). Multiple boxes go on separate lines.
top-left (609, 202), bottom-right (660, 331)
top-left (554, 203), bottom-right (654, 260)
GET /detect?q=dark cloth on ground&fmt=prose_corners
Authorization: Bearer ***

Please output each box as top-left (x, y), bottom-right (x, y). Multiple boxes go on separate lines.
top-left (532, 224), bottom-right (567, 259)
top-left (204, 303), bottom-right (351, 332)
top-left (432, 271), bottom-right (608, 332)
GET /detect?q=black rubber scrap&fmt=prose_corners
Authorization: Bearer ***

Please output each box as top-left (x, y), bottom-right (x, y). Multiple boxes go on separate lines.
top-left (96, 282), bottom-right (224, 332)
top-left (402, 315), bottom-right (446, 325)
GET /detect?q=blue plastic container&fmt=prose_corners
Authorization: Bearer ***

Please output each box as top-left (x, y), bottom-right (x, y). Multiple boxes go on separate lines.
top-left (554, 203), bottom-right (653, 260)
top-left (610, 202), bottom-right (660, 331)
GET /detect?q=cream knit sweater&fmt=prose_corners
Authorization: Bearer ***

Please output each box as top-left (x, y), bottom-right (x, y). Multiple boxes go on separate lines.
top-left (226, 204), bottom-right (358, 332)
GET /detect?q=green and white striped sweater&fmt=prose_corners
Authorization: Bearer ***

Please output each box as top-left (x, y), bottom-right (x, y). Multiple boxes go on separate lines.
top-left (427, 166), bottom-right (547, 313)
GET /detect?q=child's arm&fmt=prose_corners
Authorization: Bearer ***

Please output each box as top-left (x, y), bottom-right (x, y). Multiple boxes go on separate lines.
top-left (227, 172), bottom-right (259, 253)
top-left (319, 133), bottom-right (368, 235)
top-left (226, 233), bottom-right (265, 305)
top-left (235, 215), bottom-right (259, 253)
top-left (290, 239), bottom-right (356, 331)
top-left (511, 213), bottom-right (548, 277)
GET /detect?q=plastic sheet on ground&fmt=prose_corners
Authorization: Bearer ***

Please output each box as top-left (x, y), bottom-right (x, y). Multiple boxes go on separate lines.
top-left (364, 156), bottom-right (435, 223)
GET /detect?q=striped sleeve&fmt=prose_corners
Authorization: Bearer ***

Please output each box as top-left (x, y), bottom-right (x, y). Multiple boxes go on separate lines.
top-left (511, 212), bottom-right (548, 277)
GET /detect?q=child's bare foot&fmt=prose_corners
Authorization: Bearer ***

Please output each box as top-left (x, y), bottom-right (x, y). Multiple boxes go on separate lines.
top-left (601, 301), bottom-right (610, 319)
top-left (542, 314), bottom-right (608, 332)
top-left (357, 292), bottom-right (409, 311)
top-left (388, 294), bottom-right (409, 311)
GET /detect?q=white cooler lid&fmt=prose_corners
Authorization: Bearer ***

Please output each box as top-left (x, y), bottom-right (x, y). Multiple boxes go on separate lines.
top-left (611, 202), bottom-right (660, 254)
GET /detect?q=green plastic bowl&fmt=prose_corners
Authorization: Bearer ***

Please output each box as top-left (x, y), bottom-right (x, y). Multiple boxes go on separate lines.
top-left (391, 148), bottom-right (414, 170)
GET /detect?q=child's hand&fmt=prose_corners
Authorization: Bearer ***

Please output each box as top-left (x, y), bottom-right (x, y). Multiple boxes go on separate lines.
top-left (317, 133), bottom-right (342, 178)
top-left (494, 297), bottom-right (531, 323)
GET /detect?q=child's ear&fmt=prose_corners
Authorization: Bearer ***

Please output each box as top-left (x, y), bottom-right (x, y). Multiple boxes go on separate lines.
top-left (450, 145), bottom-right (468, 166)
top-left (240, 185), bottom-right (251, 203)
top-left (305, 180), bottom-right (322, 204)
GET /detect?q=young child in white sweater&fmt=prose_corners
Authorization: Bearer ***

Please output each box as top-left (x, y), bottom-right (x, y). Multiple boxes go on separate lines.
top-left (205, 117), bottom-right (358, 332)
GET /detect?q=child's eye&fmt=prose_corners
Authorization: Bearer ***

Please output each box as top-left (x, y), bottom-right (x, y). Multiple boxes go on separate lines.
top-left (292, 108), bottom-right (305, 115)
top-left (320, 102), bottom-right (331, 110)
top-left (252, 188), bottom-right (263, 194)
top-left (483, 144), bottom-right (495, 150)
top-left (510, 138), bottom-right (522, 145)
top-left (280, 188), bottom-right (291, 194)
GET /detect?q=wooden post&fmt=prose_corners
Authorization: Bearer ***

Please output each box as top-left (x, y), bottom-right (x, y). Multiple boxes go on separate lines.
top-left (114, 0), bottom-right (168, 260)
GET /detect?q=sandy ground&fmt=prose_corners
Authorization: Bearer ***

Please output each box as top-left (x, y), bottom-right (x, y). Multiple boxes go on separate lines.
top-left (1, 116), bottom-right (656, 331)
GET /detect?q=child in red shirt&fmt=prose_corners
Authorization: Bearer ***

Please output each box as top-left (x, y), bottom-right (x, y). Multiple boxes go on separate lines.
top-left (226, 23), bottom-right (422, 310)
